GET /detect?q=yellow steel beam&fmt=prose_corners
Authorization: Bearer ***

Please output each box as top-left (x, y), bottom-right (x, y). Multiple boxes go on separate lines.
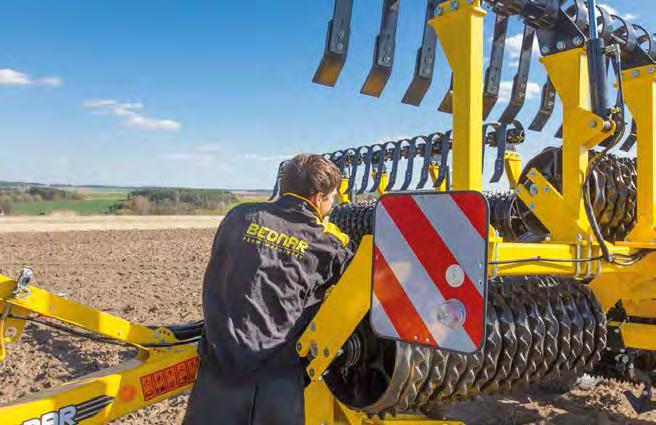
top-left (430, 1), bottom-right (485, 192)
top-left (504, 151), bottom-right (521, 190)
top-left (528, 48), bottom-right (614, 241)
top-left (608, 321), bottom-right (656, 351)
top-left (297, 236), bottom-right (373, 380)
top-left (624, 65), bottom-right (656, 242)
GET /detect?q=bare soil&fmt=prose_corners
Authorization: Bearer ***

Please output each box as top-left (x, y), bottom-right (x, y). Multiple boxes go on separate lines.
top-left (1, 228), bottom-right (655, 424)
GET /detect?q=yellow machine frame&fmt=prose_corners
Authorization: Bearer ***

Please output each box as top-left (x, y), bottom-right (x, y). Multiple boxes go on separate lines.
top-left (3, 1), bottom-right (656, 424)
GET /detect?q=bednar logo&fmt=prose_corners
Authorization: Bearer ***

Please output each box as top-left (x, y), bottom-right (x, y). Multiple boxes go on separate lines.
top-left (140, 356), bottom-right (200, 401)
top-left (21, 396), bottom-right (114, 425)
top-left (243, 223), bottom-right (310, 257)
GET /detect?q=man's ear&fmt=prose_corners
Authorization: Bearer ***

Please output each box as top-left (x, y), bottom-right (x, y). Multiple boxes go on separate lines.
top-left (309, 192), bottom-right (322, 207)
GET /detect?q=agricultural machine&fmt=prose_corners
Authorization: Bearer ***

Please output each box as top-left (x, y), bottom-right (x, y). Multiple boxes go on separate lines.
top-left (2, 0), bottom-right (656, 424)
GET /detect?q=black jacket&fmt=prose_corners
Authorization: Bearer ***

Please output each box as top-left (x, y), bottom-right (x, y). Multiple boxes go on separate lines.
top-left (200, 194), bottom-right (354, 376)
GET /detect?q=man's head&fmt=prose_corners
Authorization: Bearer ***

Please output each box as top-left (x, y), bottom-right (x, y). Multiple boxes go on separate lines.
top-left (280, 154), bottom-right (341, 218)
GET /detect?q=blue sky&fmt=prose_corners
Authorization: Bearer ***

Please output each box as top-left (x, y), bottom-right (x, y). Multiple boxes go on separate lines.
top-left (0, 0), bottom-right (651, 190)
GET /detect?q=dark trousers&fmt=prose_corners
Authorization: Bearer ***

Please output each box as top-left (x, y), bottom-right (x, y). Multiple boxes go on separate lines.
top-left (182, 360), bottom-right (305, 425)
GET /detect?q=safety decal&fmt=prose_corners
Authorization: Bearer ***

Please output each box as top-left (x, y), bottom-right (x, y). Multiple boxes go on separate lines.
top-left (371, 192), bottom-right (488, 353)
top-left (140, 356), bottom-right (200, 401)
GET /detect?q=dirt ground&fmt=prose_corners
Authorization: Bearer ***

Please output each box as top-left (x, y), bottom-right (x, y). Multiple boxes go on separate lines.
top-left (0, 215), bottom-right (221, 233)
top-left (1, 226), bottom-right (656, 424)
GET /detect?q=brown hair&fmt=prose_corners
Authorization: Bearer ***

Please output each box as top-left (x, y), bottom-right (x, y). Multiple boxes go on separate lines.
top-left (280, 154), bottom-right (341, 198)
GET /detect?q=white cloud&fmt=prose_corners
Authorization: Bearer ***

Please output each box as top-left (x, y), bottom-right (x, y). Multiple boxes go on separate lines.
top-left (498, 81), bottom-right (541, 102)
top-left (84, 99), bottom-right (181, 131)
top-left (506, 33), bottom-right (541, 61)
top-left (599, 4), bottom-right (638, 21)
top-left (0, 68), bottom-right (62, 87)
top-left (243, 153), bottom-right (294, 162)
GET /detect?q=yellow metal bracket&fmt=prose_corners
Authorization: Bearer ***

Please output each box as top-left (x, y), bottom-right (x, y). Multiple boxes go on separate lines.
top-left (428, 163), bottom-right (447, 191)
top-left (297, 236), bottom-right (373, 381)
top-left (624, 65), bottom-right (656, 242)
top-left (339, 177), bottom-right (351, 204)
top-left (504, 151), bottom-right (521, 189)
top-left (430, 0), bottom-right (485, 192)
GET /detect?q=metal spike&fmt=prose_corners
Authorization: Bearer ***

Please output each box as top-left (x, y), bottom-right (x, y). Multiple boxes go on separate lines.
top-left (483, 14), bottom-right (510, 119)
top-left (400, 138), bottom-right (418, 190)
top-left (529, 78), bottom-right (556, 131)
top-left (269, 160), bottom-right (287, 200)
top-left (620, 120), bottom-right (638, 152)
top-left (416, 135), bottom-right (434, 189)
top-left (313, 0), bottom-right (353, 87)
top-left (434, 131), bottom-right (451, 189)
top-left (401, 0), bottom-right (439, 106)
top-left (490, 124), bottom-right (508, 183)
top-left (369, 144), bottom-right (388, 193)
top-left (361, 0), bottom-right (400, 97)
top-left (499, 25), bottom-right (536, 124)
top-left (437, 75), bottom-right (454, 114)
top-left (385, 141), bottom-right (404, 191)
top-left (345, 148), bottom-right (360, 194)
top-left (357, 146), bottom-right (374, 195)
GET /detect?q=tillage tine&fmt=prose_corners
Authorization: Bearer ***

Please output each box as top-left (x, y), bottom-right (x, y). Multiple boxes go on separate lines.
top-left (620, 120), bottom-right (638, 152)
top-left (490, 124), bottom-right (508, 183)
top-left (529, 78), bottom-right (556, 131)
top-left (345, 148), bottom-right (360, 194)
top-left (385, 141), bottom-right (403, 191)
top-left (269, 160), bottom-right (287, 200)
top-left (499, 25), bottom-right (536, 124)
top-left (361, 0), bottom-right (400, 97)
top-left (313, 0), bottom-right (353, 87)
top-left (438, 75), bottom-right (454, 113)
top-left (357, 146), bottom-right (375, 195)
top-left (434, 131), bottom-right (451, 189)
top-left (369, 144), bottom-right (388, 193)
top-left (401, 0), bottom-right (438, 106)
top-left (416, 135), bottom-right (434, 189)
top-left (400, 138), bottom-right (417, 190)
top-left (483, 14), bottom-right (510, 119)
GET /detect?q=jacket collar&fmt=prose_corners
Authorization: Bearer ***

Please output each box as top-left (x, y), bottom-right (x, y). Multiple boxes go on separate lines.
top-left (280, 193), bottom-right (323, 221)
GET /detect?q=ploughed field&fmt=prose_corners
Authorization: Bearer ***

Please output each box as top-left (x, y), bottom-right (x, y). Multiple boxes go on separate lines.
top-left (0, 225), bottom-right (655, 424)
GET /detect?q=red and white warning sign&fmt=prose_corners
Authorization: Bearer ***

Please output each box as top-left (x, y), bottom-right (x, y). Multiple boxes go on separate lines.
top-left (371, 192), bottom-right (488, 353)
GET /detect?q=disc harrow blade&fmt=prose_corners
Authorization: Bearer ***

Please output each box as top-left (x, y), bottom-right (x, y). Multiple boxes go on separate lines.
top-left (402, 0), bottom-right (439, 106)
top-left (313, 0), bottom-right (353, 87)
top-left (268, 160), bottom-right (287, 200)
top-left (361, 0), bottom-right (400, 97)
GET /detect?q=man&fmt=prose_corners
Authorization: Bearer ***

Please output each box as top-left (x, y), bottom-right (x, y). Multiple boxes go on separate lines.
top-left (183, 154), bottom-right (354, 425)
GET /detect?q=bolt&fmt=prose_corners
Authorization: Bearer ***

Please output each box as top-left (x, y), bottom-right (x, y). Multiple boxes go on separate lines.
top-left (450, 1), bottom-right (459, 11)
top-left (529, 184), bottom-right (538, 196)
top-left (529, 171), bottom-right (535, 178)
top-left (541, 46), bottom-right (550, 55)
top-left (530, 202), bottom-right (535, 210)
top-left (515, 188), bottom-right (521, 195)
top-left (436, 7), bottom-right (443, 16)
top-left (544, 186), bottom-right (550, 193)
top-left (310, 322), bottom-right (316, 332)
top-left (589, 119), bottom-right (598, 128)
top-left (649, 66), bottom-right (656, 74)
top-left (425, 337), bottom-right (430, 342)
top-left (311, 342), bottom-right (318, 358)
top-left (414, 335), bottom-right (419, 340)
top-left (309, 368), bottom-right (315, 377)
top-left (573, 36), bottom-right (583, 46)
top-left (556, 41), bottom-right (566, 50)
top-left (323, 348), bottom-right (330, 358)
top-left (632, 69), bottom-right (640, 78)
top-left (296, 342), bottom-right (303, 352)
top-left (336, 42), bottom-right (344, 51)
top-left (383, 56), bottom-right (391, 63)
